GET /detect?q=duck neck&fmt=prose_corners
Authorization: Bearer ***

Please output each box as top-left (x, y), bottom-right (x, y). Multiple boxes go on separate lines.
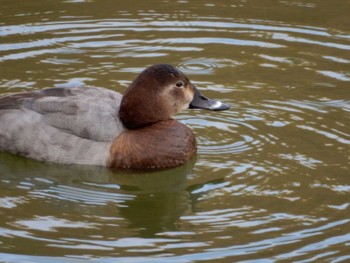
top-left (109, 119), bottom-right (197, 169)
top-left (118, 87), bottom-right (172, 129)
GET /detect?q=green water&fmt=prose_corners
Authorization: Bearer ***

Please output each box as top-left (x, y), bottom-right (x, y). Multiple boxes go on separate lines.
top-left (0, 0), bottom-right (349, 262)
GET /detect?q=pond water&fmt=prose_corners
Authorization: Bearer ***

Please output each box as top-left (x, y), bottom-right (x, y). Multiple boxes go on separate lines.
top-left (0, 0), bottom-right (349, 262)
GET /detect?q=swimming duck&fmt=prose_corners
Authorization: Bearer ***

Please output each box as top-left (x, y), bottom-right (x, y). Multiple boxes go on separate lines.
top-left (0, 64), bottom-right (229, 169)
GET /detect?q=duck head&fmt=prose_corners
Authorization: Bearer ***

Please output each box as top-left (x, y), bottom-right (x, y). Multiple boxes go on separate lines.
top-left (119, 64), bottom-right (230, 129)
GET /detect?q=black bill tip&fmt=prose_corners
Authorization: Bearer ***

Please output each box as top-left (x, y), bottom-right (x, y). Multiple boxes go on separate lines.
top-left (189, 88), bottom-right (230, 111)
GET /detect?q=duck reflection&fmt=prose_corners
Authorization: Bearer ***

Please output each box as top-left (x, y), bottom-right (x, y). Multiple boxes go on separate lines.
top-left (0, 152), bottom-right (196, 237)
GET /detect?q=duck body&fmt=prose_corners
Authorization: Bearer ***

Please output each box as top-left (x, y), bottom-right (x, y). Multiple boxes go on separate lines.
top-left (0, 64), bottom-right (229, 170)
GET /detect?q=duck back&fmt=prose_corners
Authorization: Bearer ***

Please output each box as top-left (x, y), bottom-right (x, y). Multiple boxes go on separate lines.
top-left (0, 86), bottom-right (124, 165)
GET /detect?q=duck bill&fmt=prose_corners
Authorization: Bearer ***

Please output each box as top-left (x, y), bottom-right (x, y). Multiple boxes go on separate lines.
top-left (189, 86), bottom-right (230, 111)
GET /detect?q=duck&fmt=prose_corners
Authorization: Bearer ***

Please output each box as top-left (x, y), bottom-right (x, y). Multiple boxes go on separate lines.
top-left (0, 64), bottom-right (229, 170)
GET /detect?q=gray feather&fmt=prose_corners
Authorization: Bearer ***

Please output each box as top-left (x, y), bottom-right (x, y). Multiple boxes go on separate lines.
top-left (0, 86), bottom-right (125, 165)
top-left (0, 86), bottom-right (124, 142)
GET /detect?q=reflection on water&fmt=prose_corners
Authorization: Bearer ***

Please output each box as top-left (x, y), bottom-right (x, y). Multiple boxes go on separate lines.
top-left (1, 0), bottom-right (350, 262)
top-left (0, 153), bottom-right (197, 254)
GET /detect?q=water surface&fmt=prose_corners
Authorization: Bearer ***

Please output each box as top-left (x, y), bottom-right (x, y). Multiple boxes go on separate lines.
top-left (1, 0), bottom-right (349, 262)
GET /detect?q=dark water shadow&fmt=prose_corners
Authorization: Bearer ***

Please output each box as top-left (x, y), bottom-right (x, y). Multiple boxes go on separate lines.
top-left (0, 152), bottom-right (197, 237)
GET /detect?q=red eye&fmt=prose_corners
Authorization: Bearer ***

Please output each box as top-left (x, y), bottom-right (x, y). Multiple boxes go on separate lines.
top-left (176, 81), bottom-right (184, 87)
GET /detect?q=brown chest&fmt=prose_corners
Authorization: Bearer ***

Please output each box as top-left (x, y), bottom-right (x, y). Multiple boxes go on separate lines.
top-left (109, 120), bottom-right (197, 170)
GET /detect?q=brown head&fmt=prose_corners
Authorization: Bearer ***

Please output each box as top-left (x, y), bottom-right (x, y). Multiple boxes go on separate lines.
top-left (119, 64), bottom-right (195, 129)
top-left (119, 64), bottom-right (230, 129)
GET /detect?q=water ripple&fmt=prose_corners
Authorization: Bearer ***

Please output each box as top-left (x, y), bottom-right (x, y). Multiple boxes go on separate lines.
top-left (31, 185), bottom-right (135, 205)
top-left (1, 2), bottom-right (349, 261)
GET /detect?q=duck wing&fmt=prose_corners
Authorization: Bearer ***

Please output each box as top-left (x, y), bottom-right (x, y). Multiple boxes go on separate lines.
top-left (0, 86), bottom-right (124, 142)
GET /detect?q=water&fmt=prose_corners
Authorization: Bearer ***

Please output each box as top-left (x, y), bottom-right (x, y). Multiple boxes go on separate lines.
top-left (1, 0), bottom-right (349, 262)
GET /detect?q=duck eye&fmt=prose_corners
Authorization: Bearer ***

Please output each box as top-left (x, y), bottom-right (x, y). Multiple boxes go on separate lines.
top-left (176, 81), bottom-right (184, 88)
